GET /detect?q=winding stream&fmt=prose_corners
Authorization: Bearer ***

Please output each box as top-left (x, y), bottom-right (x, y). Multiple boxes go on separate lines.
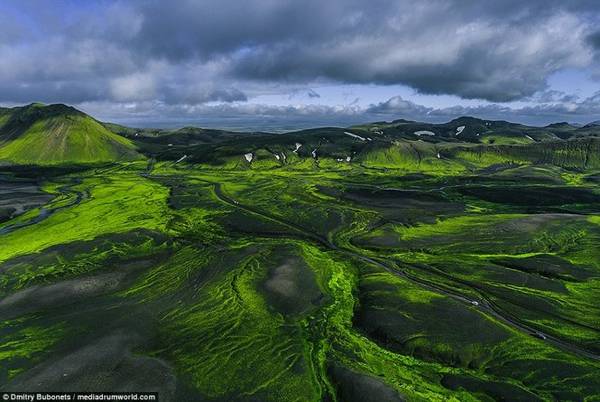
top-left (0, 178), bottom-right (86, 236)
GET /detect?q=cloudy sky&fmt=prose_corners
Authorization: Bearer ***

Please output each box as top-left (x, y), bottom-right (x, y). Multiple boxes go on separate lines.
top-left (1, 0), bottom-right (600, 130)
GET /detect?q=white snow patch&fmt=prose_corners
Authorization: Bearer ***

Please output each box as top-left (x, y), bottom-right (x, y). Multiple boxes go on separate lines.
top-left (293, 143), bottom-right (302, 153)
top-left (244, 153), bottom-right (253, 162)
top-left (525, 135), bottom-right (535, 141)
top-left (311, 149), bottom-right (317, 159)
top-left (281, 153), bottom-right (286, 161)
top-left (168, 143), bottom-right (173, 147)
top-left (367, 137), bottom-right (372, 141)
top-left (175, 155), bottom-right (188, 163)
top-left (436, 152), bottom-right (441, 159)
top-left (344, 131), bottom-right (366, 141)
top-left (414, 130), bottom-right (435, 136)
top-left (274, 154), bottom-right (280, 160)
top-left (346, 156), bottom-right (351, 162)
top-left (455, 126), bottom-right (465, 135)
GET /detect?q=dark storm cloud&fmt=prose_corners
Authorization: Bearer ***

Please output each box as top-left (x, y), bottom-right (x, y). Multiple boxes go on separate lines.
top-left (218, 0), bottom-right (595, 101)
top-left (307, 90), bottom-right (321, 99)
top-left (587, 30), bottom-right (600, 52)
top-left (189, 88), bottom-right (247, 103)
top-left (100, 0), bottom-right (596, 101)
top-left (287, 89), bottom-right (321, 100)
top-left (0, 0), bottom-right (598, 108)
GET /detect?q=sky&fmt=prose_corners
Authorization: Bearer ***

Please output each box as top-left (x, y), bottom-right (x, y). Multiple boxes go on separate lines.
top-left (1, 0), bottom-right (600, 130)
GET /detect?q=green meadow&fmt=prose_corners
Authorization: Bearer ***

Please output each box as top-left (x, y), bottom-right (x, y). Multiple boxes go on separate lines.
top-left (1, 157), bottom-right (599, 401)
top-left (1, 104), bottom-right (599, 401)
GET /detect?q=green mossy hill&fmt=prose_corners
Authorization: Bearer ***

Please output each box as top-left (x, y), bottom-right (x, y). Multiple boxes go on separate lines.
top-left (451, 137), bottom-right (600, 170)
top-left (0, 103), bottom-right (141, 165)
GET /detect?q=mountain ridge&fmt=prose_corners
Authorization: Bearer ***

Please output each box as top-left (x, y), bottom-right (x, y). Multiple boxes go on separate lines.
top-left (1, 103), bottom-right (599, 168)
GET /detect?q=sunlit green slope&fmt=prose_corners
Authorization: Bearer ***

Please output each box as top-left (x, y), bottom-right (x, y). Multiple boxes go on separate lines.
top-left (0, 103), bottom-right (141, 165)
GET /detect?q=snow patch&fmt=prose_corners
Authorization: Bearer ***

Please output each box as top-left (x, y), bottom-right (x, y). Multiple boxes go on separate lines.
top-left (311, 149), bottom-right (317, 159)
top-left (436, 152), bottom-right (441, 159)
top-left (346, 156), bottom-right (351, 162)
top-left (244, 153), bottom-right (253, 162)
top-left (525, 135), bottom-right (535, 141)
top-left (274, 154), bottom-right (280, 160)
top-left (414, 130), bottom-right (435, 136)
top-left (293, 143), bottom-right (302, 153)
top-left (344, 131), bottom-right (366, 141)
top-left (175, 155), bottom-right (188, 163)
top-left (455, 126), bottom-right (465, 135)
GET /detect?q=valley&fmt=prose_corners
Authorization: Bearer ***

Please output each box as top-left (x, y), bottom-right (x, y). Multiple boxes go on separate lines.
top-left (0, 104), bottom-right (599, 401)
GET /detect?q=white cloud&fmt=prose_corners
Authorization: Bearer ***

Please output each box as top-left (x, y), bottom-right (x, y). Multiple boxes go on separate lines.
top-left (110, 73), bottom-right (157, 102)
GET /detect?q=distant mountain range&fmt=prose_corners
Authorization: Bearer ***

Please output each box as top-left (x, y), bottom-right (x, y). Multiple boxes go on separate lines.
top-left (0, 103), bottom-right (599, 167)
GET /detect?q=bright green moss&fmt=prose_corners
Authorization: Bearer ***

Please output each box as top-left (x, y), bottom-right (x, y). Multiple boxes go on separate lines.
top-left (0, 115), bottom-right (141, 165)
top-left (157, 247), bottom-right (322, 400)
top-left (0, 322), bottom-right (66, 366)
top-left (0, 173), bottom-right (170, 263)
top-left (2, 159), bottom-right (600, 400)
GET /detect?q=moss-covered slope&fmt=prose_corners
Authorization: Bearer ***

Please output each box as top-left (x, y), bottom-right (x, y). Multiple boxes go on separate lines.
top-left (0, 103), bottom-right (141, 165)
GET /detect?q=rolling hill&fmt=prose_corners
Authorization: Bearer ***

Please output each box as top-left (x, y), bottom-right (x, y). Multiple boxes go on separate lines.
top-left (125, 113), bottom-right (600, 172)
top-left (0, 103), bottom-right (141, 165)
top-left (2, 103), bottom-right (600, 172)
